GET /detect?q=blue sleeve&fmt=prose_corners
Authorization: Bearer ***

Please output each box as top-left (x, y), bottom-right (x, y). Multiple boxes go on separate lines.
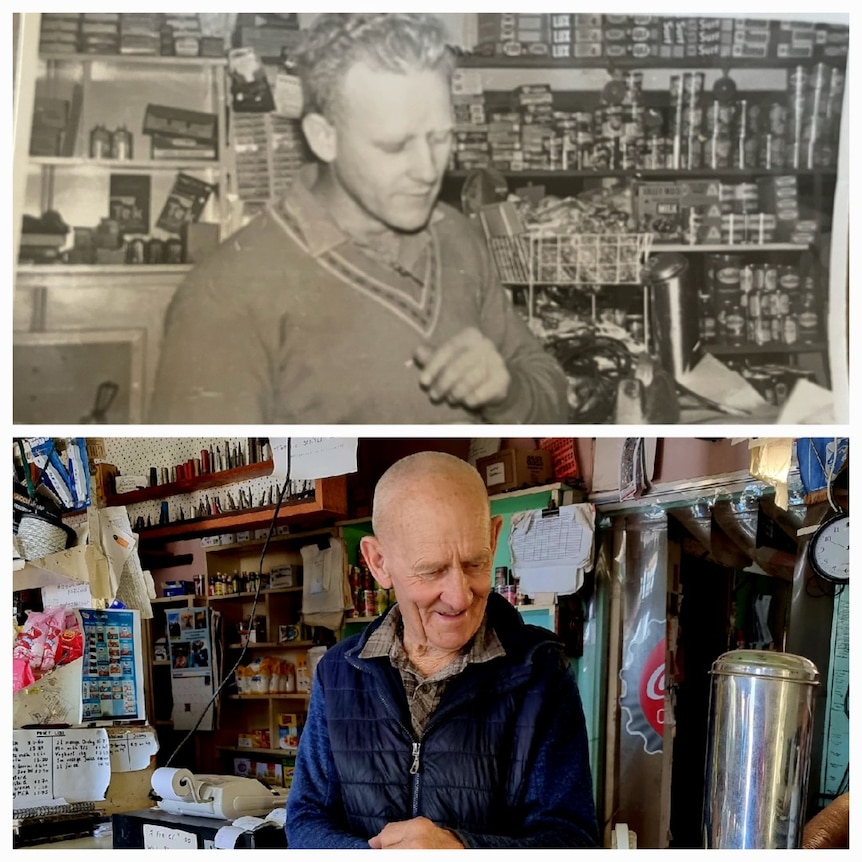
top-left (455, 648), bottom-right (600, 849)
top-left (284, 673), bottom-right (370, 850)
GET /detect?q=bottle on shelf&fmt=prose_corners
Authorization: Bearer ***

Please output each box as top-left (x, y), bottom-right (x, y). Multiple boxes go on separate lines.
top-left (797, 278), bottom-right (821, 344)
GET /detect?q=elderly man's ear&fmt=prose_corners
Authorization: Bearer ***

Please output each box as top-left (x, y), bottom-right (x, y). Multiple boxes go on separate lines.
top-left (302, 113), bottom-right (337, 163)
top-left (359, 535), bottom-right (393, 589)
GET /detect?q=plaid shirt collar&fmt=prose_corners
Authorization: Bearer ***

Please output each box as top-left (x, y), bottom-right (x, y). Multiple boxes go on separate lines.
top-left (359, 603), bottom-right (505, 673)
top-left (277, 163), bottom-right (444, 270)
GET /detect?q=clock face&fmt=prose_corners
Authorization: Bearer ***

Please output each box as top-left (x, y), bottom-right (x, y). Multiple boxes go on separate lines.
top-left (808, 514), bottom-right (850, 583)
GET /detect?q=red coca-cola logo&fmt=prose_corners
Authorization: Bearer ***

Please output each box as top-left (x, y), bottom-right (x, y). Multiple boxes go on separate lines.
top-left (638, 638), bottom-right (666, 736)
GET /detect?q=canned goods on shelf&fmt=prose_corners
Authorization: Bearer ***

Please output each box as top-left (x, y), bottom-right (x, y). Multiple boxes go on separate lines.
top-left (112, 126), bottom-right (133, 160)
top-left (89, 125), bottom-right (112, 159)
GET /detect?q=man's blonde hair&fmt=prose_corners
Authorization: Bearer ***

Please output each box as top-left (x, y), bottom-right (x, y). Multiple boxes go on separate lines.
top-left (293, 13), bottom-right (456, 119)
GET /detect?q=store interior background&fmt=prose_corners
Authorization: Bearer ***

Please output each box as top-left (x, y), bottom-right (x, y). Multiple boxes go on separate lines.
top-left (13, 435), bottom-right (849, 848)
top-left (13, 12), bottom-right (850, 424)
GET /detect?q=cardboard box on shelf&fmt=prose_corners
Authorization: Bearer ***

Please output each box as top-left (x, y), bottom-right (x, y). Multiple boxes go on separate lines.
top-left (277, 713), bottom-right (303, 750)
top-left (476, 449), bottom-right (553, 494)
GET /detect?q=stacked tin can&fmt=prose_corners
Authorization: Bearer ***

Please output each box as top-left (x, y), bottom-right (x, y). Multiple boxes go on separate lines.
top-left (703, 255), bottom-right (820, 347)
top-left (787, 63), bottom-right (844, 169)
top-left (669, 71), bottom-right (705, 170)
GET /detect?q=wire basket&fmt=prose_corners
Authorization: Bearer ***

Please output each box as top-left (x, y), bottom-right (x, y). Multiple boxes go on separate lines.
top-left (489, 231), bottom-right (653, 286)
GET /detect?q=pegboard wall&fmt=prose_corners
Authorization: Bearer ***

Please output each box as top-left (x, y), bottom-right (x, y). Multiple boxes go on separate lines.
top-left (98, 437), bottom-right (311, 531)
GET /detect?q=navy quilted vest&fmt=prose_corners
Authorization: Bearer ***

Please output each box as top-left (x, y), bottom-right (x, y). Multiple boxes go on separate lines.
top-left (319, 592), bottom-right (574, 838)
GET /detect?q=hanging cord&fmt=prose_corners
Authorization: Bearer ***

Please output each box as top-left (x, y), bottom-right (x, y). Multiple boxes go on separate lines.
top-left (826, 436), bottom-right (839, 513)
top-left (162, 441), bottom-right (291, 771)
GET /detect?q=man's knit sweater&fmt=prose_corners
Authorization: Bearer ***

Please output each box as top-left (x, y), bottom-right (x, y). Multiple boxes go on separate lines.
top-left (148, 165), bottom-right (568, 424)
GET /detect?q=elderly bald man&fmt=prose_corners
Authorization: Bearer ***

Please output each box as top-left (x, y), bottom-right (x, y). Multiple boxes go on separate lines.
top-left (286, 452), bottom-right (599, 849)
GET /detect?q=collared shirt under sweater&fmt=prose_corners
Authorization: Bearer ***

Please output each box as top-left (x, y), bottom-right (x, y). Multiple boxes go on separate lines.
top-left (149, 164), bottom-right (568, 424)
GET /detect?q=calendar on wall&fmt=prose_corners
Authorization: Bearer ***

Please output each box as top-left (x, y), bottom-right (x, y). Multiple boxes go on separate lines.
top-left (166, 606), bottom-right (216, 731)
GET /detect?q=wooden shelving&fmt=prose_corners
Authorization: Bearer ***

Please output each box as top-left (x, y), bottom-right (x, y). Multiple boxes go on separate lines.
top-left (227, 693), bottom-right (310, 702)
top-left (105, 460), bottom-right (275, 507)
top-left (133, 475), bottom-right (349, 543)
top-left (226, 640), bottom-right (314, 650)
top-left (29, 156), bottom-right (220, 170)
top-left (209, 587), bottom-right (302, 602)
top-left (705, 341), bottom-right (827, 357)
top-left (456, 53), bottom-right (842, 70)
top-left (445, 168), bottom-right (837, 182)
top-left (40, 51), bottom-right (227, 67)
top-left (215, 745), bottom-right (300, 757)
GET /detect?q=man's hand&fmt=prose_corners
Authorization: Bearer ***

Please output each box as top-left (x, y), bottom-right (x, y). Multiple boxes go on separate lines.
top-left (415, 327), bottom-right (511, 411)
top-left (368, 816), bottom-right (465, 849)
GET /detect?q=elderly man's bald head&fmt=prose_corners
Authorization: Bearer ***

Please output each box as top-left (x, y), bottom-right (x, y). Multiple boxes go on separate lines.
top-left (371, 452), bottom-right (490, 544)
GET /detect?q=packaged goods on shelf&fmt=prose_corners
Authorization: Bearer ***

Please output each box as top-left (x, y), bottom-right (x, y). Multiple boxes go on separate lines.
top-left (230, 112), bottom-right (309, 201)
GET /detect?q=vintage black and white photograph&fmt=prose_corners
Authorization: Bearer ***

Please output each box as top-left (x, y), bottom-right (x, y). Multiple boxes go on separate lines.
top-left (12, 12), bottom-right (850, 424)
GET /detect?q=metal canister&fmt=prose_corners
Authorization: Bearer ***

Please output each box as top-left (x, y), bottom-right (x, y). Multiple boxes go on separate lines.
top-left (642, 134), bottom-right (665, 170)
top-left (645, 254), bottom-right (699, 377)
top-left (702, 650), bottom-right (819, 848)
top-left (145, 238), bottom-right (163, 264)
top-left (89, 124), bottom-right (112, 159)
top-left (165, 237), bottom-right (184, 264)
top-left (624, 71), bottom-right (643, 104)
top-left (112, 125), bottom-right (133, 160)
top-left (768, 102), bottom-right (788, 136)
top-left (125, 235), bottom-right (146, 264)
top-left (782, 315), bottom-right (799, 345)
top-left (709, 253), bottom-right (742, 305)
top-left (706, 134), bottom-right (732, 169)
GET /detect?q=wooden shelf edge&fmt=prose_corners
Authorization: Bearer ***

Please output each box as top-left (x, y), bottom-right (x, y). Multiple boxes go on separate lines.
top-left (30, 156), bottom-right (221, 170)
top-left (40, 51), bottom-right (228, 67)
top-left (226, 640), bottom-right (314, 649)
top-left (705, 341), bottom-right (827, 356)
top-left (445, 168), bottom-right (837, 181)
top-left (134, 476), bottom-right (348, 543)
top-left (456, 53), bottom-right (847, 71)
top-left (106, 460), bottom-right (275, 506)
top-left (208, 587), bottom-right (302, 601)
top-left (227, 693), bottom-right (310, 701)
top-left (215, 746), bottom-right (299, 756)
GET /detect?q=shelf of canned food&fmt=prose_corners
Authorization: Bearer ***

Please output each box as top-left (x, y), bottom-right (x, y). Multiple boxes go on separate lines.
top-left (488, 231), bottom-right (653, 286)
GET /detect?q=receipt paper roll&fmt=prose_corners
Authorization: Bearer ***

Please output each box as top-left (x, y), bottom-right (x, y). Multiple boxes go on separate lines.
top-left (151, 766), bottom-right (196, 801)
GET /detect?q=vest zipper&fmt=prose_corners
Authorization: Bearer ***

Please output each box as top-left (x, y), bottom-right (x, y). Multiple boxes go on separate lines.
top-left (410, 742), bottom-right (421, 816)
top-left (373, 689), bottom-right (423, 817)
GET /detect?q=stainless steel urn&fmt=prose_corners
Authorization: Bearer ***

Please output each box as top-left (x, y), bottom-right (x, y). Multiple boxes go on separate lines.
top-left (702, 649), bottom-right (820, 849)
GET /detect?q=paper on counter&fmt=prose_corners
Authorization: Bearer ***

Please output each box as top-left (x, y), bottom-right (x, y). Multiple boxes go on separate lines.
top-left (678, 353), bottom-right (767, 413)
top-left (271, 437), bottom-right (358, 482)
top-left (214, 825), bottom-right (246, 849)
top-left (231, 808), bottom-right (286, 832)
top-left (509, 504), bottom-right (595, 597)
top-left (777, 378), bottom-right (836, 424)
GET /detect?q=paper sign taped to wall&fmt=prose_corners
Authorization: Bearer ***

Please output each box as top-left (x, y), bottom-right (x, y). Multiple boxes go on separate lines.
top-left (40, 580), bottom-right (92, 609)
top-left (13, 727), bottom-right (111, 810)
top-left (271, 438), bottom-right (358, 482)
top-left (109, 729), bottom-right (159, 772)
top-left (509, 504), bottom-right (595, 596)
